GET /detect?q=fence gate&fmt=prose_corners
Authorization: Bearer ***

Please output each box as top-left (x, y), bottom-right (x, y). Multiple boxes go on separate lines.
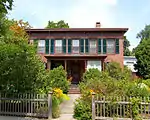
top-left (0, 92), bottom-right (52, 119)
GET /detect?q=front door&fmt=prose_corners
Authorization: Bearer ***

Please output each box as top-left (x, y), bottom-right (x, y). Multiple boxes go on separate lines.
top-left (71, 60), bottom-right (80, 84)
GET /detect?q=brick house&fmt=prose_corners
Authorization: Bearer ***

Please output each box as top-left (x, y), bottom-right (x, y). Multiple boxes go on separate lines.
top-left (26, 22), bottom-right (128, 84)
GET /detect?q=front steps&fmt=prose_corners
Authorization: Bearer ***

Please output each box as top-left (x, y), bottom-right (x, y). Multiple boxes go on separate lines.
top-left (68, 84), bottom-right (80, 94)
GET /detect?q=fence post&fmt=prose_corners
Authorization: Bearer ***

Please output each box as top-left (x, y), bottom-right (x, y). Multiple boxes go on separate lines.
top-left (48, 92), bottom-right (52, 120)
top-left (92, 92), bottom-right (96, 120)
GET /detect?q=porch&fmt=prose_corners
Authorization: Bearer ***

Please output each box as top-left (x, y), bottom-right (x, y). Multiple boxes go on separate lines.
top-left (46, 56), bottom-right (106, 84)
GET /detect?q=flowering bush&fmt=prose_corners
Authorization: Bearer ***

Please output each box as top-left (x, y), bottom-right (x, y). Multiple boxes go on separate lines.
top-left (48, 66), bottom-right (69, 94)
top-left (52, 88), bottom-right (69, 118)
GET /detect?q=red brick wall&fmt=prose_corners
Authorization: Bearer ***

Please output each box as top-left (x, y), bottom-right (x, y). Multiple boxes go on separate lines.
top-left (105, 38), bottom-right (124, 68)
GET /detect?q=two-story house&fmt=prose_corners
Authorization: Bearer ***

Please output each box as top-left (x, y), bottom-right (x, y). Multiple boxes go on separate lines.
top-left (26, 22), bottom-right (128, 84)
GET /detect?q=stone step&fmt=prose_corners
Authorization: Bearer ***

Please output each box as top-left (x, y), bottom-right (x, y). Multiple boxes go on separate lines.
top-left (68, 89), bottom-right (80, 94)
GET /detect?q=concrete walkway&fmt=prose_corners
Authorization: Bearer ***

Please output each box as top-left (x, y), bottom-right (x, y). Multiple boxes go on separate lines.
top-left (56, 94), bottom-right (80, 120)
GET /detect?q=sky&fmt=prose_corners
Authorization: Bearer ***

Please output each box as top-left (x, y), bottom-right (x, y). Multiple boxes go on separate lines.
top-left (8, 0), bottom-right (150, 50)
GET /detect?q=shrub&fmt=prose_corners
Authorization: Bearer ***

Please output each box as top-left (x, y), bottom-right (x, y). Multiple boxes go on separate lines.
top-left (82, 68), bottom-right (101, 83)
top-left (52, 88), bottom-right (70, 118)
top-left (105, 62), bottom-right (132, 81)
top-left (48, 66), bottom-right (69, 93)
top-left (74, 95), bottom-right (92, 120)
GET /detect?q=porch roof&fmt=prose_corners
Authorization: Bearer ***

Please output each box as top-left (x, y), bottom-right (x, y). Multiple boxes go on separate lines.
top-left (44, 55), bottom-right (107, 60)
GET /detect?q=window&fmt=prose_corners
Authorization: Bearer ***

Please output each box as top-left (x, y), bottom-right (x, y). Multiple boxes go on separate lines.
top-left (38, 40), bottom-right (45, 53)
top-left (87, 60), bottom-right (102, 71)
top-left (55, 40), bottom-right (62, 53)
top-left (89, 40), bottom-right (97, 53)
top-left (72, 40), bottom-right (79, 53)
top-left (107, 39), bottom-right (115, 54)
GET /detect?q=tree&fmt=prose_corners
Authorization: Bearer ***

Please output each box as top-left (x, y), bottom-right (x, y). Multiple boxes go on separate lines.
top-left (132, 25), bottom-right (150, 55)
top-left (0, 19), bottom-right (31, 44)
top-left (0, 19), bottom-right (50, 94)
top-left (124, 36), bottom-right (132, 56)
top-left (134, 38), bottom-right (150, 79)
top-left (0, 0), bottom-right (13, 15)
top-left (46, 20), bottom-right (69, 28)
top-left (137, 25), bottom-right (150, 41)
top-left (0, 0), bottom-right (14, 35)
top-left (0, 43), bottom-right (48, 93)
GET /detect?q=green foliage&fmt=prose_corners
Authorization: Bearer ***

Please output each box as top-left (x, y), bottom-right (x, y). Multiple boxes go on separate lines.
top-left (0, 0), bottom-right (13, 15)
top-left (75, 63), bottom-right (150, 120)
top-left (0, 0), bottom-right (14, 35)
top-left (133, 24), bottom-right (150, 57)
top-left (74, 96), bottom-right (92, 120)
top-left (46, 20), bottom-right (69, 28)
top-left (0, 43), bottom-right (48, 94)
top-left (124, 36), bottom-right (132, 56)
top-left (82, 68), bottom-right (101, 83)
top-left (142, 79), bottom-right (150, 88)
top-left (52, 96), bottom-right (60, 118)
top-left (48, 66), bottom-right (69, 93)
top-left (137, 24), bottom-right (150, 41)
top-left (130, 97), bottom-right (142, 120)
top-left (134, 38), bottom-right (150, 79)
top-left (125, 81), bottom-right (150, 97)
top-left (105, 62), bottom-right (132, 80)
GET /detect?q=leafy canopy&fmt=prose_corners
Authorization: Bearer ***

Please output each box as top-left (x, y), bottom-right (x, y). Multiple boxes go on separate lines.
top-left (137, 24), bottom-right (150, 41)
top-left (0, 19), bottom-right (49, 94)
top-left (0, 0), bottom-right (14, 34)
top-left (46, 20), bottom-right (69, 28)
top-left (134, 38), bottom-right (150, 79)
top-left (124, 36), bottom-right (132, 56)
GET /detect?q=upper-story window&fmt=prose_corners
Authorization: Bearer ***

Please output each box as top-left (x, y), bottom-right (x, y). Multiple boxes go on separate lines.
top-left (107, 39), bottom-right (115, 54)
top-left (72, 40), bottom-right (79, 53)
top-left (89, 40), bottom-right (97, 53)
top-left (55, 40), bottom-right (62, 53)
top-left (38, 40), bottom-right (45, 53)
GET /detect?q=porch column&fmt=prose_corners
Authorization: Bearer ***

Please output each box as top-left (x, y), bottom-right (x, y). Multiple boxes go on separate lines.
top-left (47, 60), bottom-right (51, 70)
top-left (85, 60), bottom-right (87, 71)
top-left (64, 60), bottom-right (67, 71)
top-left (101, 60), bottom-right (105, 71)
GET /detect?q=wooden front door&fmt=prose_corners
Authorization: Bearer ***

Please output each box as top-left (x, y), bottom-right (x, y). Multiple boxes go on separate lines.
top-left (71, 60), bottom-right (80, 84)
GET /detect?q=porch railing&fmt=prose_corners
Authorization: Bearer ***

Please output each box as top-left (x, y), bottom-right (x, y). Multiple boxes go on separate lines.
top-left (0, 92), bottom-right (52, 119)
top-left (92, 94), bottom-right (150, 120)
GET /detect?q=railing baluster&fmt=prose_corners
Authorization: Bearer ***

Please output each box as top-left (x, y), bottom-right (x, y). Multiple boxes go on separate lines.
top-left (148, 96), bottom-right (150, 119)
top-left (103, 96), bottom-right (105, 117)
top-left (96, 95), bottom-right (98, 118)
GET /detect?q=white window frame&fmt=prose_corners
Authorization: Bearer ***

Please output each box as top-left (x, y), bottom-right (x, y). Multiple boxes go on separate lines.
top-left (107, 39), bottom-right (115, 54)
top-left (72, 40), bottom-right (79, 53)
top-left (55, 40), bottom-right (62, 53)
top-left (87, 60), bottom-right (102, 71)
top-left (89, 40), bottom-right (97, 54)
top-left (38, 40), bottom-right (45, 53)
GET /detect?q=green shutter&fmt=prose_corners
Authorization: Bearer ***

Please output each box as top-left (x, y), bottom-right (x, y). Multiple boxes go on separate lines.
top-left (103, 39), bottom-right (106, 54)
top-left (85, 39), bottom-right (89, 53)
top-left (98, 39), bottom-right (101, 54)
top-left (80, 39), bottom-right (84, 53)
top-left (50, 39), bottom-right (54, 54)
top-left (45, 39), bottom-right (49, 54)
top-left (68, 39), bottom-right (72, 54)
top-left (115, 39), bottom-right (119, 54)
top-left (63, 39), bottom-right (66, 53)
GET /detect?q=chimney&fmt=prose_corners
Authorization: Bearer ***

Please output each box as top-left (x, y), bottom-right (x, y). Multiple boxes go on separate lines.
top-left (96, 22), bottom-right (101, 28)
